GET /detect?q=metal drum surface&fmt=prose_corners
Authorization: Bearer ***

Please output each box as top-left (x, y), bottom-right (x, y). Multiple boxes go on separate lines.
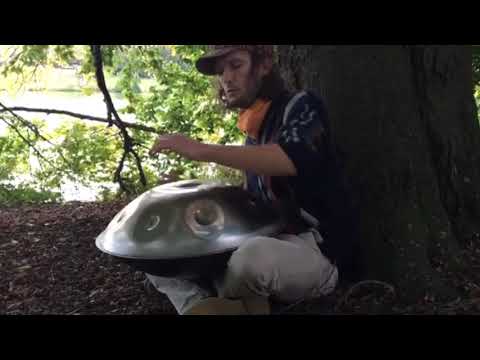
top-left (96, 180), bottom-right (285, 277)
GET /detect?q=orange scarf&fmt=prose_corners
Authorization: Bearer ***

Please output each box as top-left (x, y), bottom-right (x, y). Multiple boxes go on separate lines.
top-left (237, 99), bottom-right (272, 140)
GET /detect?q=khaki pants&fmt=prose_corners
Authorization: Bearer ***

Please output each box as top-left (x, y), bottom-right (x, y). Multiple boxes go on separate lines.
top-left (146, 229), bottom-right (338, 315)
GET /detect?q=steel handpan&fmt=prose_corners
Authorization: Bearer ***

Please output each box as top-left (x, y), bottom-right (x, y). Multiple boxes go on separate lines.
top-left (96, 180), bottom-right (286, 277)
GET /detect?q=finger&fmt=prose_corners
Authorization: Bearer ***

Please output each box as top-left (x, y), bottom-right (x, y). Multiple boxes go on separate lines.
top-left (149, 140), bottom-right (174, 157)
top-left (149, 144), bottom-right (166, 156)
top-left (149, 143), bottom-right (162, 156)
top-left (149, 136), bottom-right (167, 156)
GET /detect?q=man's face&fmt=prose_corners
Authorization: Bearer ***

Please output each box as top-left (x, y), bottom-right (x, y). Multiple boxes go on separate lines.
top-left (215, 50), bottom-right (270, 109)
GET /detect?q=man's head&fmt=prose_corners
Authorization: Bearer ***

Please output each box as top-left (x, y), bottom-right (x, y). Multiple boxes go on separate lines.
top-left (196, 45), bottom-right (285, 109)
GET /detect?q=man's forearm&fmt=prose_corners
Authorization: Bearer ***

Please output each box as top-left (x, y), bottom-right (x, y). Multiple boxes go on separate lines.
top-left (198, 143), bottom-right (297, 176)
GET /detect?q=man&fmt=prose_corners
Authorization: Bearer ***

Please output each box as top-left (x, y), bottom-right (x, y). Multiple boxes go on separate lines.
top-left (147, 45), bottom-right (358, 315)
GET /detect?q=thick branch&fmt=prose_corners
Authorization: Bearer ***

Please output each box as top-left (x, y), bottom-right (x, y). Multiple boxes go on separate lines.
top-left (91, 45), bottom-right (148, 192)
top-left (0, 106), bottom-right (158, 133)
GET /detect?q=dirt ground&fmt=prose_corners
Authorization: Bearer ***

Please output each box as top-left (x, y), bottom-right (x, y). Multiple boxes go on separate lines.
top-left (1, 201), bottom-right (480, 315)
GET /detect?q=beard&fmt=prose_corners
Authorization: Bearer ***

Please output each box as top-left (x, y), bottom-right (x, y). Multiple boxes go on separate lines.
top-left (225, 94), bottom-right (255, 109)
top-left (224, 80), bottom-right (262, 110)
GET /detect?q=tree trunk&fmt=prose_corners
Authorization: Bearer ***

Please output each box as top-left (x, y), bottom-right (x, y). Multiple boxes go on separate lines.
top-left (277, 45), bottom-right (480, 301)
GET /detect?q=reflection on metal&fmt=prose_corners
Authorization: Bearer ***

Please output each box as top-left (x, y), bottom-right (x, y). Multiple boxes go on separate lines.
top-left (145, 215), bottom-right (161, 232)
top-left (185, 199), bottom-right (224, 238)
top-left (95, 180), bottom-right (285, 263)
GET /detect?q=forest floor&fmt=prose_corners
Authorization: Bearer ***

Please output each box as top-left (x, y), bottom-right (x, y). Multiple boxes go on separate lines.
top-left (2, 201), bottom-right (480, 316)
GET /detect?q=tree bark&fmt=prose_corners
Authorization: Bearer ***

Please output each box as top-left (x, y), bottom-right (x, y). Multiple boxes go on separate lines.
top-left (277, 45), bottom-right (480, 301)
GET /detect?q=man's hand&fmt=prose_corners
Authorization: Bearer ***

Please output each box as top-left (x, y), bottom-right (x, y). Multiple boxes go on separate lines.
top-left (149, 134), bottom-right (205, 161)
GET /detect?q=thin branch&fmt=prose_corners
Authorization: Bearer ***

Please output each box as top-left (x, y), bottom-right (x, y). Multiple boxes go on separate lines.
top-left (0, 102), bottom-right (52, 143)
top-left (0, 102), bottom-right (74, 171)
top-left (7, 47), bottom-right (19, 63)
top-left (113, 150), bottom-right (130, 193)
top-left (131, 150), bottom-right (147, 185)
top-left (0, 115), bottom-right (53, 166)
top-left (0, 106), bottom-right (158, 133)
top-left (27, 63), bottom-right (41, 85)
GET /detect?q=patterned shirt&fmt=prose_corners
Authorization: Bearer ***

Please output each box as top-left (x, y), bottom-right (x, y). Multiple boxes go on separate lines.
top-left (244, 91), bottom-right (359, 281)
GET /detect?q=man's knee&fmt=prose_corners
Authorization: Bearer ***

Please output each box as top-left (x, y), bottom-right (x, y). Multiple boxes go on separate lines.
top-left (222, 237), bottom-right (279, 297)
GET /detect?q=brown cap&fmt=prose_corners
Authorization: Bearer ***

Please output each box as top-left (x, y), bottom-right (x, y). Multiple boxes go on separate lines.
top-left (195, 45), bottom-right (274, 76)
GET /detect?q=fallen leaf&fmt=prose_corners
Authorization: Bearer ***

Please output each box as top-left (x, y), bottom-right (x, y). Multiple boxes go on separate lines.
top-left (17, 265), bottom-right (32, 272)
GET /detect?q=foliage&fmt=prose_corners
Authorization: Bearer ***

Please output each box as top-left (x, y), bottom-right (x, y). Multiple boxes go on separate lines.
top-left (0, 183), bottom-right (61, 206)
top-left (0, 45), bottom-right (243, 203)
top-left (473, 45), bottom-right (480, 88)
